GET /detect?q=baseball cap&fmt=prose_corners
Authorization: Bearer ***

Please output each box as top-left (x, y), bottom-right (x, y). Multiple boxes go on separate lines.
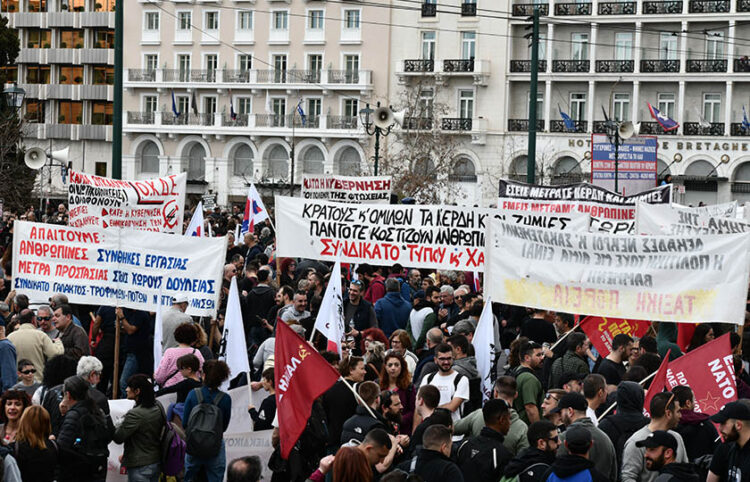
top-left (172, 294), bottom-right (190, 304)
top-left (710, 401), bottom-right (750, 423)
top-left (635, 430), bottom-right (678, 451)
top-left (563, 426), bottom-right (592, 454)
top-left (551, 392), bottom-right (588, 414)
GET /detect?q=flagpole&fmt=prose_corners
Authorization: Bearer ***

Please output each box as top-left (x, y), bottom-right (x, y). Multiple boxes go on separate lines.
top-left (549, 323), bottom-right (580, 352)
top-left (597, 368), bottom-right (659, 422)
top-left (338, 376), bottom-right (378, 419)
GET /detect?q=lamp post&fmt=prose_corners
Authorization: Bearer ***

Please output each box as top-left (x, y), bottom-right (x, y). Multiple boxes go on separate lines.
top-left (359, 101), bottom-right (395, 176)
top-left (2, 84), bottom-right (26, 116)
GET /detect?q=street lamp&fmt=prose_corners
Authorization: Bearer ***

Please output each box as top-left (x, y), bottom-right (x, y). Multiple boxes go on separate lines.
top-left (2, 84), bottom-right (25, 117)
top-left (359, 101), bottom-right (405, 176)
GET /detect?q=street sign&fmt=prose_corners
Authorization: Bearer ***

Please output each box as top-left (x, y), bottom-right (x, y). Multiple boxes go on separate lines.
top-left (591, 134), bottom-right (658, 195)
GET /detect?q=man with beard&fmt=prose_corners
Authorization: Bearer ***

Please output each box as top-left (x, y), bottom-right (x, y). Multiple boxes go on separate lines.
top-left (708, 401), bottom-right (750, 482)
top-left (637, 431), bottom-right (699, 481)
top-left (503, 421), bottom-right (559, 481)
top-left (379, 390), bottom-right (407, 436)
top-left (672, 385), bottom-right (719, 462)
top-left (419, 343), bottom-right (470, 431)
top-left (343, 280), bottom-right (377, 338)
top-left (513, 341), bottom-right (545, 424)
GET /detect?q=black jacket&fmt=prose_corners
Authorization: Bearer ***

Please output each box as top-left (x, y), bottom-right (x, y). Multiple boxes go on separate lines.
top-left (396, 448), bottom-right (464, 482)
top-left (598, 381), bottom-right (650, 464)
top-left (674, 409), bottom-right (719, 462)
top-left (57, 403), bottom-right (111, 482)
top-left (340, 405), bottom-right (387, 445)
top-left (542, 454), bottom-right (609, 482)
top-left (457, 427), bottom-right (513, 482)
top-left (321, 379), bottom-right (358, 447)
top-left (654, 462), bottom-right (700, 482)
top-left (343, 298), bottom-right (375, 332)
top-left (504, 447), bottom-right (557, 481)
top-left (249, 393), bottom-right (276, 431)
top-left (242, 284), bottom-right (276, 331)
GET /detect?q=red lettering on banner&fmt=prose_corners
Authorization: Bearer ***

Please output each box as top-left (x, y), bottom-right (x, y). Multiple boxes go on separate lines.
top-left (635, 292), bottom-right (695, 316)
top-left (465, 248), bottom-right (484, 267)
top-left (18, 260), bottom-right (50, 276)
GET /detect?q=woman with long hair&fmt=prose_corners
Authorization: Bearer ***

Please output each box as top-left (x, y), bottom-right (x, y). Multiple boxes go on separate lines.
top-left (332, 446), bottom-right (372, 482)
top-left (388, 329), bottom-right (419, 374)
top-left (379, 352), bottom-right (416, 435)
top-left (0, 389), bottom-right (31, 445)
top-left (13, 405), bottom-right (58, 481)
top-left (113, 374), bottom-right (165, 482)
top-left (155, 323), bottom-right (205, 388)
top-left (360, 327), bottom-right (389, 355)
top-left (687, 323), bottom-right (715, 352)
top-left (278, 258), bottom-right (297, 288)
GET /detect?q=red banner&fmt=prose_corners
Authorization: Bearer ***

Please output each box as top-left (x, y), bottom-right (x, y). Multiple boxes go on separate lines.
top-left (275, 321), bottom-right (341, 458)
top-left (579, 316), bottom-right (651, 357)
top-left (665, 333), bottom-right (736, 415)
top-left (644, 349), bottom-right (671, 417)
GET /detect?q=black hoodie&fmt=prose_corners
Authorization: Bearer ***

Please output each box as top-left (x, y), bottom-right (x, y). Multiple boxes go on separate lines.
top-left (504, 447), bottom-right (556, 481)
top-left (542, 454), bottom-right (609, 482)
top-left (654, 462), bottom-right (700, 482)
top-left (598, 381), bottom-right (650, 463)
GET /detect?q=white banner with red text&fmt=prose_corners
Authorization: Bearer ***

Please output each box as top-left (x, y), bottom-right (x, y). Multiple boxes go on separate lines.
top-left (301, 174), bottom-right (392, 203)
top-left (636, 202), bottom-right (750, 236)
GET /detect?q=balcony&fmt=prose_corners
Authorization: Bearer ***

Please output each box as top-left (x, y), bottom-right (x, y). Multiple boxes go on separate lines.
top-left (598, 1), bottom-right (635, 14)
top-left (508, 119), bottom-right (545, 132)
top-left (328, 70), bottom-right (361, 84)
top-left (554, 3), bottom-right (592, 15)
top-left (639, 121), bottom-right (677, 135)
top-left (640, 59), bottom-right (680, 72)
top-left (510, 60), bottom-right (547, 72)
top-left (740, 0), bottom-right (750, 11)
top-left (550, 120), bottom-right (587, 133)
top-left (80, 125), bottom-right (110, 141)
top-left (688, 0), bottom-right (730, 11)
top-left (163, 69), bottom-right (217, 82)
top-left (735, 59), bottom-right (750, 72)
top-left (125, 69), bottom-right (371, 88)
top-left (643, 0), bottom-right (683, 12)
top-left (421, 2), bottom-right (437, 16)
top-left (443, 59), bottom-right (474, 73)
top-left (161, 112), bottom-right (213, 126)
top-left (686, 59), bottom-right (727, 72)
top-left (461, 2), bottom-right (477, 15)
top-left (595, 60), bottom-right (634, 73)
top-left (683, 122), bottom-right (724, 136)
top-left (221, 113), bottom-right (250, 127)
top-left (552, 60), bottom-right (590, 72)
top-left (47, 124), bottom-right (72, 139)
top-left (593, 121), bottom-right (608, 134)
top-left (731, 123), bottom-right (750, 136)
top-left (442, 118), bottom-right (472, 131)
top-left (403, 59), bottom-right (434, 72)
top-left (512, 3), bottom-right (549, 15)
top-left (128, 69), bottom-right (156, 82)
top-left (402, 117), bottom-right (433, 130)
top-left (327, 115), bottom-right (358, 129)
top-left (127, 111), bottom-right (155, 125)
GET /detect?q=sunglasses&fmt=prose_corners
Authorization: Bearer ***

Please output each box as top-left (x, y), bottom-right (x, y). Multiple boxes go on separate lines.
top-left (547, 436), bottom-right (560, 443)
top-left (20, 369), bottom-right (35, 375)
top-left (545, 393), bottom-right (560, 401)
top-left (37, 316), bottom-right (51, 321)
top-left (351, 280), bottom-right (364, 287)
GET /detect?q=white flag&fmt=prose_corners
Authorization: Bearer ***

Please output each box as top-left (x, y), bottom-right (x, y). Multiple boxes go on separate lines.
top-left (153, 296), bottom-right (164, 375)
top-left (265, 91), bottom-right (273, 115)
top-left (473, 297), bottom-right (495, 402)
top-left (234, 224), bottom-right (241, 246)
top-left (184, 201), bottom-right (204, 237)
top-left (220, 277), bottom-right (250, 391)
top-left (314, 259), bottom-right (345, 354)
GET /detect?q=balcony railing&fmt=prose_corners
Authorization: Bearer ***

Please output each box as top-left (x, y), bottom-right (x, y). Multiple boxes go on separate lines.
top-left (550, 120), bottom-right (587, 133)
top-left (595, 60), bottom-right (634, 73)
top-left (461, 2), bottom-right (477, 15)
top-left (127, 69), bottom-right (155, 82)
top-left (221, 113), bottom-right (250, 127)
top-left (642, 0), bottom-right (683, 12)
top-left (555, 2), bottom-right (592, 15)
top-left (402, 117), bottom-right (434, 130)
top-left (257, 70), bottom-right (288, 83)
top-left (403, 59), bottom-right (435, 72)
top-left (686, 59), bottom-right (727, 72)
top-left (683, 122), bottom-right (725, 136)
top-left (740, 0), bottom-right (750, 11)
top-left (162, 69), bottom-right (217, 82)
top-left (328, 70), bottom-right (360, 84)
top-left (640, 59), bottom-right (680, 72)
top-left (327, 115), bottom-right (358, 129)
top-left (127, 111), bottom-right (154, 124)
top-left (688, 0), bottom-right (730, 11)
top-left (442, 118), bottom-right (472, 131)
top-left (510, 60), bottom-right (547, 72)
top-left (421, 2), bottom-right (437, 16)
top-left (598, 1), bottom-right (635, 14)
top-left (512, 3), bottom-right (549, 15)
top-left (639, 121), bottom-right (677, 135)
top-left (508, 119), bottom-right (545, 132)
top-left (443, 59), bottom-right (474, 72)
top-left (552, 60), bottom-right (590, 72)
top-left (735, 59), bottom-right (750, 72)
top-left (731, 123), bottom-right (750, 136)
top-left (593, 121), bottom-right (608, 134)
top-left (160, 112), bottom-right (213, 126)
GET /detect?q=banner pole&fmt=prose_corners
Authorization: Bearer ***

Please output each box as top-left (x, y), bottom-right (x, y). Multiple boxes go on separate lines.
top-left (338, 376), bottom-right (377, 419)
top-left (549, 324), bottom-right (580, 352)
top-left (597, 369), bottom-right (658, 422)
top-left (112, 312), bottom-right (121, 399)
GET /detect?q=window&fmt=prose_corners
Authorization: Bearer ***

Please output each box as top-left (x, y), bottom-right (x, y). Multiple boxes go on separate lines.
top-left (451, 158), bottom-right (477, 182)
top-left (421, 31), bottom-right (436, 60)
top-left (94, 0), bottom-right (114, 12)
top-left (339, 147), bottom-right (360, 175)
top-left (205, 11), bottom-right (218, 30)
top-left (177, 96), bottom-right (189, 116)
top-left (91, 101), bottom-right (113, 125)
top-left (527, 91), bottom-right (544, 118)
top-left (659, 33), bottom-right (678, 60)
top-left (27, 0), bottom-right (46, 12)
top-left (419, 89), bottom-right (433, 118)
top-left (92, 66), bottom-right (113, 84)
top-left (570, 92), bottom-right (586, 121)
top-left (272, 98), bottom-right (286, 126)
top-left (145, 54), bottom-right (158, 72)
top-left (238, 11), bottom-right (253, 30)
top-left (237, 97), bottom-right (251, 115)
top-left (177, 11), bottom-right (191, 30)
top-left (273, 11), bottom-right (289, 30)
top-left (204, 54), bottom-right (218, 73)
top-left (307, 98), bottom-right (322, 121)
top-left (62, 0), bottom-right (82, 11)
top-left (344, 10), bottom-right (360, 29)
top-left (238, 54), bottom-right (252, 72)
top-left (309, 10), bottom-right (324, 29)
top-left (461, 32), bottom-right (476, 60)
top-left (657, 93), bottom-right (675, 120)
top-left (459, 90), bottom-right (474, 119)
top-left (303, 146), bottom-right (325, 174)
top-left (344, 54), bottom-right (359, 82)
top-left (144, 95), bottom-right (157, 114)
top-left (0, 66), bottom-right (16, 83)
top-left (703, 93), bottom-right (721, 123)
top-left (59, 65), bottom-right (83, 85)
top-left (273, 54), bottom-right (287, 82)
top-left (145, 12), bottom-right (159, 31)
top-left (178, 54), bottom-right (191, 81)
top-left (0, 0), bottom-right (18, 11)
top-left (25, 100), bottom-right (44, 123)
top-left (572, 33), bottom-right (589, 60)
top-left (95, 162), bottom-right (107, 176)
top-left (94, 30), bottom-right (114, 49)
top-left (538, 34), bottom-right (547, 61)
top-left (187, 144), bottom-right (206, 181)
top-left (58, 101), bottom-right (83, 124)
top-left (308, 54), bottom-right (322, 82)
top-left (26, 65), bottom-right (50, 84)
top-left (615, 33), bottom-right (633, 61)
top-left (27, 30), bottom-right (51, 49)
top-left (613, 93), bottom-right (630, 121)
top-left (60, 29), bottom-right (84, 48)
top-left (233, 144), bottom-right (254, 176)
top-left (706, 31), bottom-right (724, 60)
top-left (344, 98), bottom-right (359, 119)
top-left (267, 145), bottom-right (288, 179)
top-left (203, 96), bottom-right (217, 115)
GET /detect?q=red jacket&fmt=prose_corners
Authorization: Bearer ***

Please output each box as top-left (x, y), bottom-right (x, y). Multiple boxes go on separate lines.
top-left (364, 274), bottom-right (386, 304)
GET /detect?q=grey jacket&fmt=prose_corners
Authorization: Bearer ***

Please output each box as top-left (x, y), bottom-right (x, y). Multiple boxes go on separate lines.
top-left (558, 416), bottom-right (618, 482)
top-left (453, 407), bottom-right (529, 456)
top-left (453, 356), bottom-right (478, 379)
top-left (621, 425), bottom-right (688, 482)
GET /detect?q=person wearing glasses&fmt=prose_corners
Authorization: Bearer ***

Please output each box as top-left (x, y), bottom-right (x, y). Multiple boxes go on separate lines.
top-left (36, 305), bottom-right (58, 340)
top-left (503, 420), bottom-right (560, 481)
top-left (12, 359), bottom-right (40, 397)
top-left (541, 389), bottom-right (565, 431)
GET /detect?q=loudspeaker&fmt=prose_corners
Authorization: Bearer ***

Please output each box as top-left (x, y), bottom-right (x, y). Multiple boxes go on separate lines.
top-left (391, 109), bottom-right (406, 127)
top-left (50, 146), bottom-right (69, 163)
top-left (24, 147), bottom-right (46, 170)
top-left (374, 106), bottom-right (394, 129)
top-left (618, 121), bottom-right (635, 140)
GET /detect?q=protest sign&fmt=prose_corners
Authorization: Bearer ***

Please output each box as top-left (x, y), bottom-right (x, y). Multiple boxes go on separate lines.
top-left (636, 202), bottom-right (750, 236)
top-left (484, 217), bottom-right (750, 324)
top-left (579, 316), bottom-right (651, 357)
top-left (67, 170), bottom-right (186, 233)
top-left (497, 179), bottom-right (672, 234)
top-left (12, 221), bottom-right (225, 317)
top-left (591, 134), bottom-right (658, 194)
top-left (275, 196), bottom-right (590, 271)
top-left (674, 200), bottom-right (738, 218)
top-left (301, 174), bottom-right (392, 203)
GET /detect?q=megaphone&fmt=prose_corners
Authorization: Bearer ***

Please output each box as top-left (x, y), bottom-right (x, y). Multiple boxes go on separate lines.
top-left (374, 106), bottom-right (394, 129)
top-left (618, 121), bottom-right (635, 140)
top-left (24, 147), bottom-right (47, 170)
top-left (391, 109), bottom-right (406, 127)
top-left (50, 146), bottom-right (69, 163)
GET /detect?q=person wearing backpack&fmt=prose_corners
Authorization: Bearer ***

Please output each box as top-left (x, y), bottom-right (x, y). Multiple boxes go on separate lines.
top-left (418, 343), bottom-right (469, 435)
top-left (182, 359), bottom-right (231, 482)
top-left (113, 374), bottom-right (165, 481)
top-left (57, 375), bottom-right (113, 482)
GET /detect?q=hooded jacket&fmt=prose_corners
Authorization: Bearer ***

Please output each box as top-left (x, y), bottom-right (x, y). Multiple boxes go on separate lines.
top-left (396, 448), bottom-right (464, 482)
top-left (558, 416), bottom-right (618, 482)
top-left (339, 405), bottom-right (387, 445)
top-left (542, 455), bottom-right (609, 482)
top-left (656, 322), bottom-right (683, 360)
top-left (674, 409), bottom-right (719, 462)
top-left (457, 427), bottom-right (513, 482)
top-left (654, 462), bottom-right (700, 482)
top-left (504, 447), bottom-right (556, 480)
top-left (598, 381), bottom-right (650, 464)
top-left (374, 291), bottom-right (412, 338)
top-left (453, 355), bottom-right (479, 379)
top-left (549, 351), bottom-right (590, 389)
top-left (455, 406), bottom-right (529, 455)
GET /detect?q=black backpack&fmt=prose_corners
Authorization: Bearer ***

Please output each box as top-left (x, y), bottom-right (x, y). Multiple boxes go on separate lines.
top-left (426, 371), bottom-right (478, 417)
top-left (75, 406), bottom-right (112, 472)
top-left (185, 388), bottom-right (225, 458)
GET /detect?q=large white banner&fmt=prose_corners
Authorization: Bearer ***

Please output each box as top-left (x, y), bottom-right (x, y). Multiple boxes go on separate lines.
top-left (276, 196), bottom-right (589, 271)
top-left (485, 217), bottom-right (750, 324)
top-left (12, 221), bottom-right (225, 316)
top-left (636, 203), bottom-right (750, 236)
top-left (498, 179), bottom-right (672, 234)
top-left (673, 201), bottom-right (738, 218)
top-left (301, 174), bottom-right (392, 203)
top-left (68, 170), bottom-right (187, 233)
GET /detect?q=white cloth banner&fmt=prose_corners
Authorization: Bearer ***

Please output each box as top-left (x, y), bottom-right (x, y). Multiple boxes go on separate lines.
top-left (12, 221), bottom-right (225, 317)
top-left (68, 170), bottom-right (187, 233)
top-left (275, 196), bottom-right (590, 272)
top-left (485, 217), bottom-right (750, 324)
top-left (301, 174), bottom-right (392, 203)
top-left (673, 201), bottom-right (738, 218)
top-left (636, 202), bottom-right (750, 236)
top-left (473, 298), bottom-right (495, 402)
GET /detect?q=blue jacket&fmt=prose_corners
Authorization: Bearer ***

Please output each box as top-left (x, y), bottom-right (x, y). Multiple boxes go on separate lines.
top-left (375, 292), bottom-right (412, 338)
top-left (0, 339), bottom-right (16, 392)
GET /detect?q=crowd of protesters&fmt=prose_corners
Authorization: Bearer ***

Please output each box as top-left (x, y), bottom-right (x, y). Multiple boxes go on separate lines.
top-left (0, 200), bottom-right (747, 482)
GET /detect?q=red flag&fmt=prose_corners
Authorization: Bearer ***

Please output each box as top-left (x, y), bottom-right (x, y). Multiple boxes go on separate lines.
top-left (643, 349), bottom-right (670, 417)
top-left (579, 316), bottom-right (651, 357)
top-left (275, 320), bottom-right (341, 458)
top-left (665, 333), bottom-right (736, 415)
top-left (677, 323), bottom-right (697, 352)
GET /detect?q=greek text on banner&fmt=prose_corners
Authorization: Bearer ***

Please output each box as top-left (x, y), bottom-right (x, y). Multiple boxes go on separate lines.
top-left (67, 170), bottom-right (187, 233)
top-left (484, 217), bottom-right (750, 324)
top-left (275, 195), bottom-right (590, 272)
top-left (301, 174), bottom-right (392, 203)
top-left (636, 202), bottom-right (750, 236)
top-left (11, 221), bottom-right (225, 317)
